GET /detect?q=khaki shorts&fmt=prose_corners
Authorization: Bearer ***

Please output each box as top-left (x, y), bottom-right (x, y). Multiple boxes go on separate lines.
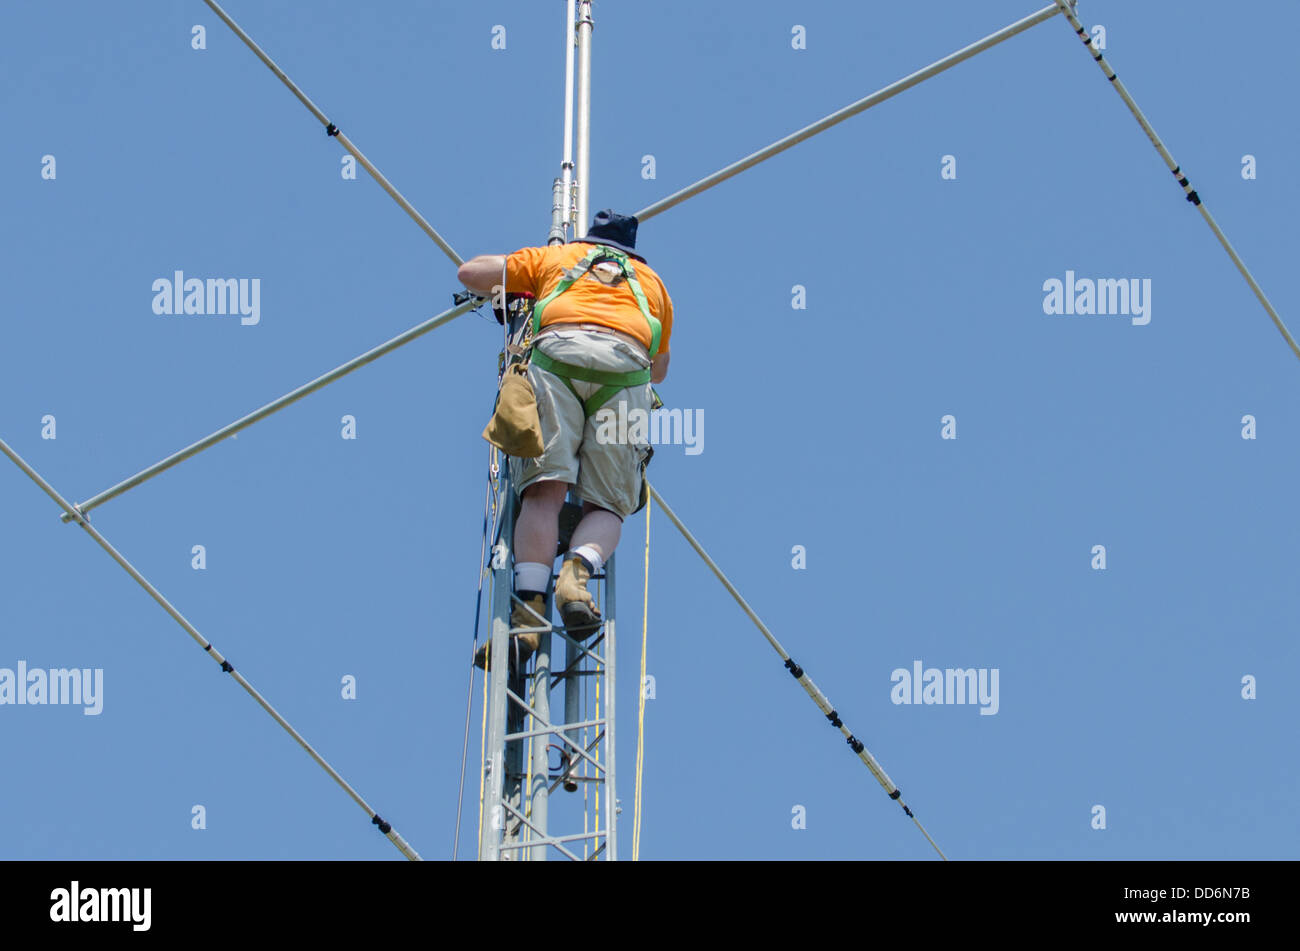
top-left (509, 329), bottom-right (654, 519)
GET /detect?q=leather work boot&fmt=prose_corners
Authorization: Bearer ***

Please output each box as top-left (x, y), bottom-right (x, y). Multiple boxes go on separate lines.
top-left (474, 593), bottom-right (548, 671)
top-left (556, 554), bottom-right (601, 640)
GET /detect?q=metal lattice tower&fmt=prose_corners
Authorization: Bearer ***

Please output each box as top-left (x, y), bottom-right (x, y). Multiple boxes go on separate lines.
top-left (477, 473), bottom-right (619, 861)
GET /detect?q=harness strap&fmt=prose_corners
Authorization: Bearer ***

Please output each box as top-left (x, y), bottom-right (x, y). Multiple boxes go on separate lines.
top-left (531, 245), bottom-right (662, 359)
top-left (531, 349), bottom-right (651, 418)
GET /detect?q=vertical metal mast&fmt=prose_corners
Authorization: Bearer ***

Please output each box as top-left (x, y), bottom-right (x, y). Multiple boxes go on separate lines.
top-left (479, 0), bottom-right (617, 862)
top-left (562, 0), bottom-right (592, 845)
top-left (574, 0), bottom-right (594, 237)
top-left (549, 0), bottom-right (578, 245)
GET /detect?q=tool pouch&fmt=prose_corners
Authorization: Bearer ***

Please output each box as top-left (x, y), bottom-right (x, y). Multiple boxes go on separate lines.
top-left (482, 361), bottom-right (545, 458)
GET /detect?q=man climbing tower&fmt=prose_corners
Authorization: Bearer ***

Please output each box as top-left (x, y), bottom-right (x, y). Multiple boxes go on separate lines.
top-left (458, 210), bottom-right (674, 669)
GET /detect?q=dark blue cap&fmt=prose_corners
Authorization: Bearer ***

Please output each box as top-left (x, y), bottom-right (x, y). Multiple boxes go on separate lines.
top-left (570, 209), bottom-right (645, 262)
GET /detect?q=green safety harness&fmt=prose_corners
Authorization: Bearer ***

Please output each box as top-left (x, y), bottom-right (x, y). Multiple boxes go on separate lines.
top-left (528, 244), bottom-right (661, 417)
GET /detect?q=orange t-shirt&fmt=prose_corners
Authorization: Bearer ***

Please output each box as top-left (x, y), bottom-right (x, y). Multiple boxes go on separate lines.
top-left (505, 243), bottom-right (674, 355)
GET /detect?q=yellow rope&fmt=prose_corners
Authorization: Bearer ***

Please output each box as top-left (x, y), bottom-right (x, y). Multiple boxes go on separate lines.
top-left (524, 677), bottom-right (534, 835)
top-left (633, 496), bottom-right (651, 860)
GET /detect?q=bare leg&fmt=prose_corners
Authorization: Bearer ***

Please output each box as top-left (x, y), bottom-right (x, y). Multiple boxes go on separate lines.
top-left (514, 479), bottom-right (569, 566)
top-left (569, 501), bottom-right (622, 563)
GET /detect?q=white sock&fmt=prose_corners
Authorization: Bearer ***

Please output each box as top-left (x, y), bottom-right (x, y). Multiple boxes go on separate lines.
top-left (570, 545), bottom-right (604, 574)
top-left (514, 561), bottom-right (551, 594)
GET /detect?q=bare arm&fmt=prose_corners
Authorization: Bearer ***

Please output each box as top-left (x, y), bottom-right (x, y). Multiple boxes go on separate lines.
top-left (457, 254), bottom-right (506, 296)
top-left (651, 350), bottom-right (669, 384)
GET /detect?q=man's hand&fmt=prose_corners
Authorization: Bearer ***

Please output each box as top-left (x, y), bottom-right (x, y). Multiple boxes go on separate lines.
top-left (457, 254), bottom-right (507, 297)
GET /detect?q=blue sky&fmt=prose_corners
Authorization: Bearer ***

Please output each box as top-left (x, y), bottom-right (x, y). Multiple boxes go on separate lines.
top-left (2, 0), bottom-right (1297, 861)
